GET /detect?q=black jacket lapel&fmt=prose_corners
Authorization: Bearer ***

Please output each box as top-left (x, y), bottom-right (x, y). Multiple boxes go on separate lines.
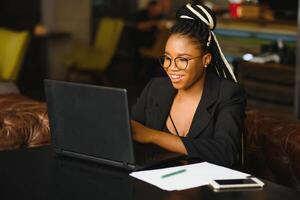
top-left (188, 70), bottom-right (221, 138)
top-left (152, 79), bottom-right (176, 130)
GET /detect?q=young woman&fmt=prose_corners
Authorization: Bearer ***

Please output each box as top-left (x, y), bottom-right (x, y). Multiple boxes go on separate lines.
top-left (130, 2), bottom-right (246, 167)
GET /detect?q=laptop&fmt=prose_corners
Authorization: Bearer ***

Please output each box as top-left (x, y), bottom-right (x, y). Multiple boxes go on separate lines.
top-left (44, 79), bottom-right (183, 171)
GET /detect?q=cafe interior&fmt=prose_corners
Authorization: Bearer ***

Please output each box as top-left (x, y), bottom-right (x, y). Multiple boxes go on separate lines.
top-left (0, 0), bottom-right (300, 195)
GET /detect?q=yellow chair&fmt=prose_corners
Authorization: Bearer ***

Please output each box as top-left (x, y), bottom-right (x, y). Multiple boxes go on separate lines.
top-left (65, 17), bottom-right (124, 84)
top-left (0, 28), bottom-right (30, 81)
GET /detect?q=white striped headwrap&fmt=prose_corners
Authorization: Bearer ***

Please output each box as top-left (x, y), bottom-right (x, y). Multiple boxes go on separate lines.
top-left (180, 3), bottom-right (237, 82)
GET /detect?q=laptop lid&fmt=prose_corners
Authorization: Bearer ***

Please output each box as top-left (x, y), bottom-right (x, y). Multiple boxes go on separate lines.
top-left (45, 80), bottom-right (136, 167)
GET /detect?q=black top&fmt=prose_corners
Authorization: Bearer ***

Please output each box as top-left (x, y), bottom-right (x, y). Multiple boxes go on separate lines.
top-left (131, 70), bottom-right (247, 167)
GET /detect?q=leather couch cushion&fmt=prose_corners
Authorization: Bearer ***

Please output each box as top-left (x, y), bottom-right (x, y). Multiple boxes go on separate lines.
top-left (244, 109), bottom-right (300, 190)
top-left (0, 94), bottom-right (50, 151)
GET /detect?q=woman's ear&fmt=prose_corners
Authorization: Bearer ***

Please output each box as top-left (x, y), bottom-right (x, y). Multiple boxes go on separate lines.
top-left (202, 53), bottom-right (212, 68)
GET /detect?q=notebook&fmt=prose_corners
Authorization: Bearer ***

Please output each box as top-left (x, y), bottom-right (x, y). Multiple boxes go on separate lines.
top-left (44, 79), bottom-right (183, 171)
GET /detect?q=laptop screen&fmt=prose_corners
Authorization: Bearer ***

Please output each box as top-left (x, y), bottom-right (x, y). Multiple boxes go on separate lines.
top-left (45, 80), bottom-right (135, 165)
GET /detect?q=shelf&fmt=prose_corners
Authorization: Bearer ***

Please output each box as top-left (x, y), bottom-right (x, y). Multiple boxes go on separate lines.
top-left (216, 18), bottom-right (297, 42)
top-left (214, 18), bottom-right (297, 63)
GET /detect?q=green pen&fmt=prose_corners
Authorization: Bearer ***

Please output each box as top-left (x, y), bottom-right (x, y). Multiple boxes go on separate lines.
top-left (161, 169), bottom-right (187, 178)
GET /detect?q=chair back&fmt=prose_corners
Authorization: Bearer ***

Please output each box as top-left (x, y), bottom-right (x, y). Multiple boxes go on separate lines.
top-left (0, 28), bottom-right (30, 81)
top-left (94, 17), bottom-right (124, 57)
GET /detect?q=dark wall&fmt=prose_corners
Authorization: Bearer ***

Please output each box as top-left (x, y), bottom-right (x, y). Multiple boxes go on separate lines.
top-left (92, 0), bottom-right (137, 18)
top-left (259, 0), bottom-right (298, 19)
top-left (0, 0), bottom-right (40, 31)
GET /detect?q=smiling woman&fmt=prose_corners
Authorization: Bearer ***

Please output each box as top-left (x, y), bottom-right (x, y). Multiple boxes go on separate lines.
top-left (130, 2), bottom-right (246, 167)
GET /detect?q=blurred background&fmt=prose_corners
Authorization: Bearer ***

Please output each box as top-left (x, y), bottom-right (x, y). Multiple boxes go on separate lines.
top-left (0, 0), bottom-right (299, 117)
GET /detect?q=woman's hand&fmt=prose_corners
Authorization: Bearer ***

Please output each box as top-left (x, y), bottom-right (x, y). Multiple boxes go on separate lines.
top-left (130, 120), bottom-right (156, 143)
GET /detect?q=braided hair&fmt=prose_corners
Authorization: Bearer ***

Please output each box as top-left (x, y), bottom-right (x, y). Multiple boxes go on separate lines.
top-left (170, 2), bottom-right (237, 82)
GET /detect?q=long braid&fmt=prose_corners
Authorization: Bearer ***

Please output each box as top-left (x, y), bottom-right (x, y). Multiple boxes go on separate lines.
top-left (170, 3), bottom-right (237, 82)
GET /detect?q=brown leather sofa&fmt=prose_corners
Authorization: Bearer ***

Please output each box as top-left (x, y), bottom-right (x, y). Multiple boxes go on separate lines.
top-left (244, 109), bottom-right (300, 191)
top-left (0, 94), bottom-right (50, 151)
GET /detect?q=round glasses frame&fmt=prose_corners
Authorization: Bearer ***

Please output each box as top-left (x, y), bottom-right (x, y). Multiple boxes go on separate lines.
top-left (158, 55), bottom-right (202, 70)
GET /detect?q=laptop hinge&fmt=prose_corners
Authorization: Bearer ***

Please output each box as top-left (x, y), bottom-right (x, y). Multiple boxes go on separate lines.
top-left (123, 162), bottom-right (136, 170)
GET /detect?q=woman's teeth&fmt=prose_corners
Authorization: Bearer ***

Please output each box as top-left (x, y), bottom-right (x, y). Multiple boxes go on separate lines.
top-left (170, 74), bottom-right (183, 82)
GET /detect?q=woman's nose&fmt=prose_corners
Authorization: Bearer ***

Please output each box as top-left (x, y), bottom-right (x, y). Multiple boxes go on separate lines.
top-left (168, 60), bottom-right (178, 71)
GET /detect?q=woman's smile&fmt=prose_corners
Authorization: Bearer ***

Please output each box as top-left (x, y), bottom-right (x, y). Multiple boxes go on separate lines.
top-left (168, 73), bottom-right (184, 83)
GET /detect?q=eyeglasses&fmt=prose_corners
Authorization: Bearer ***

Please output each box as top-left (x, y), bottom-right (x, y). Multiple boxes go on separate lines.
top-left (158, 55), bottom-right (202, 70)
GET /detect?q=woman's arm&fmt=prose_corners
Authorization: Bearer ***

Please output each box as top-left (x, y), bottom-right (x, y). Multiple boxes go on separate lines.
top-left (131, 120), bottom-right (187, 155)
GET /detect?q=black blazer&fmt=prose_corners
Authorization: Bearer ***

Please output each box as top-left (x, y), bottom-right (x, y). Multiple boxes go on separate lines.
top-left (131, 71), bottom-right (246, 167)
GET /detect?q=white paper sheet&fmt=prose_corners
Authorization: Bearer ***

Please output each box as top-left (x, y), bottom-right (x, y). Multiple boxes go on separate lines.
top-left (130, 162), bottom-right (250, 191)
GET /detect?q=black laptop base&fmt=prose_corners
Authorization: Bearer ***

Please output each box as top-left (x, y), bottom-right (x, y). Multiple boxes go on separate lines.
top-left (54, 144), bottom-right (184, 171)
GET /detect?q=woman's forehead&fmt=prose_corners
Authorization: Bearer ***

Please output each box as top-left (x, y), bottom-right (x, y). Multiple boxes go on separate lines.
top-left (166, 34), bottom-right (202, 53)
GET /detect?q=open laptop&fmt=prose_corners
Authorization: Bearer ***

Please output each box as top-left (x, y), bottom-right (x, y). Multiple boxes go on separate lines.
top-left (44, 80), bottom-right (183, 171)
